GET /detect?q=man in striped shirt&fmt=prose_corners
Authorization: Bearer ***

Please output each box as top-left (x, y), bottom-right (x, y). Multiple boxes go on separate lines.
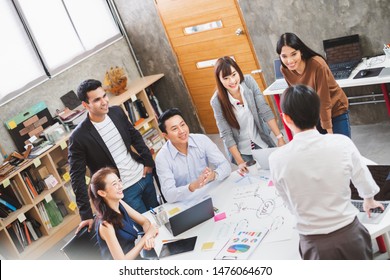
top-left (69, 79), bottom-right (159, 233)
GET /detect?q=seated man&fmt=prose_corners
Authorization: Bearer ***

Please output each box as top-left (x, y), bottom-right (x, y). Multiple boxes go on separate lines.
top-left (269, 84), bottom-right (384, 260)
top-left (156, 108), bottom-right (231, 203)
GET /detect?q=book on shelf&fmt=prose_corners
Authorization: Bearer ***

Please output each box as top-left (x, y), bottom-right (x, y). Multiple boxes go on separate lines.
top-left (12, 221), bottom-right (27, 248)
top-left (22, 221), bottom-right (32, 245)
top-left (134, 99), bottom-right (149, 119)
top-left (9, 179), bottom-right (25, 206)
top-left (0, 204), bottom-right (10, 218)
top-left (37, 202), bottom-right (52, 229)
top-left (21, 171), bottom-right (38, 198)
top-left (25, 220), bottom-right (39, 241)
top-left (43, 200), bottom-right (63, 227)
top-left (0, 185), bottom-right (22, 209)
top-left (29, 217), bottom-right (43, 238)
top-left (123, 101), bottom-right (135, 124)
top-left (0, 197), bottom-right (17, 212)
top-left (6, 224), bottom-right (24, 253)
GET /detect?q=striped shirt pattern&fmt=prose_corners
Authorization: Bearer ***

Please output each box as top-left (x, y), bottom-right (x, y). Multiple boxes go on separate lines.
top-left (92, 116), bottom-right (143, 188)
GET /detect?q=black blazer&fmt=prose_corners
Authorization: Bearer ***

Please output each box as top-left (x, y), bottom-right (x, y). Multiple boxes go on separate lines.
top-left (68, 106), bottom-right (154, 220)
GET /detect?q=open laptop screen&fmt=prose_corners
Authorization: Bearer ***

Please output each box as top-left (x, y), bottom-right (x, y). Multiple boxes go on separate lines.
top-left (323, 34), bottom-right (362, 65)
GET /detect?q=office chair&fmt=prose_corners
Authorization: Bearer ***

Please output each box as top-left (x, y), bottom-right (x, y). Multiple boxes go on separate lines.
top-left (60, 222), bottom-right (101, 260)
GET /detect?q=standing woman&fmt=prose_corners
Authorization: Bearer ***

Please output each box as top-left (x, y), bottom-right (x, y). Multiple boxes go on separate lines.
top-left (89, 167), bottom-right (158, 260)
top-left (276, 32), bottom-right (351, 137)
top-left (210, 56), bottom-right (286, 173)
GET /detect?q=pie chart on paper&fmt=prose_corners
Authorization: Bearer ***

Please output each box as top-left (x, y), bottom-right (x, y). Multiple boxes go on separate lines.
top-left (227, 244), bottom-right (250, 253)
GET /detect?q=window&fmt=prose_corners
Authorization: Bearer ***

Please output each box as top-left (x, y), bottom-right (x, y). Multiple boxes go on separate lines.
top-left (0, 0), bottom-right (122, 106)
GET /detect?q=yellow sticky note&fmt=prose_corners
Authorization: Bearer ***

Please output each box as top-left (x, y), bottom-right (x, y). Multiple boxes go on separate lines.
top-left (60, 141), bottom-right (67, 150)
top-left (201, 242), bottom-right (215, 251)
top-left (44, 194), bottom-right (53, 203)
top-left (168, 207), bottom-right (180, 216)
top-left (17, 213), bottom-right (27, 223)
top-left (85, 176), bottom-right (90, 185)
top-left (8, 120), bottom-right (17, 129)
top-left (63, 172), bottom-right (71, 182)
top-left (33, 158), bottom-right (41, 167)
top-left (68, 201), bottom-right (77, 211)
top-left (130, 95), bottom-right (137, 102)
top-left (2, 178), bottom-right (10, 188)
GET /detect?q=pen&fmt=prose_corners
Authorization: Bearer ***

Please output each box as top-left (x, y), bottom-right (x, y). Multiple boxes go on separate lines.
top-left (149, 207), bottom-right (157, 215)
top-left (162, 238), bottom-right (182, 243)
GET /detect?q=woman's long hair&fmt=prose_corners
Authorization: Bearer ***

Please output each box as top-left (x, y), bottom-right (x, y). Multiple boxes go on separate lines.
top-left (88, 167), bottom-right (123, 229)
top-left (276, 33), bottom-right (325, 68)
top-left (214, 56), bottom-right (245, 129)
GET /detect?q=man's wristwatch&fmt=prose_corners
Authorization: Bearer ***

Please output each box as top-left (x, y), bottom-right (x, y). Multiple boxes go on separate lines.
top-left (276, 133), bottom-right (284, 139)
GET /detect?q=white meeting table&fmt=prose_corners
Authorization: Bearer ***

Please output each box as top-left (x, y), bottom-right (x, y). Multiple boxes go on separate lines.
top-left (147, 170), bottom-right (390, 260)
top-left (263, 55), bottom-right (390, 141)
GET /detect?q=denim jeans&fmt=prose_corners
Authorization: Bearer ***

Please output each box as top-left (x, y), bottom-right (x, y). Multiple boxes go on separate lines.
top-left (122, 173), bottom-right (159, 214)
top-left (317, 111), bottom-right (351, 138)
top-left (332, 111), bottom-right (351, 138)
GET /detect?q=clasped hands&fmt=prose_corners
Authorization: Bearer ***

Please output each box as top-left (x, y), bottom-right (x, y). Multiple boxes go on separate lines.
top-left (189, 167), bottom-right (215, 192)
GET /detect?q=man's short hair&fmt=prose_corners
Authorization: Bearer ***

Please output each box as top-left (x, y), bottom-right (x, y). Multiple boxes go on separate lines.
top-left (158, 108), bottom-right (184, 133)
top-left (77, 79), bottom-right (102, 103)
top-left (281, 84), bottom-right (320, 130)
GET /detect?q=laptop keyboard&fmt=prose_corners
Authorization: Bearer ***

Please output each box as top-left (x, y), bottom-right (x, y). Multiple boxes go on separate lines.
top-left (329, 60), bottom-right (360, 80)
top-left (331, 69), bottom-right (353, 80)
top-left (351, 200), bottom-right (389, 213)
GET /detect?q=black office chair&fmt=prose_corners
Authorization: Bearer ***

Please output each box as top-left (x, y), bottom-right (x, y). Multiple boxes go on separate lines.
top-left (60, 222), bottom-right (101, 260)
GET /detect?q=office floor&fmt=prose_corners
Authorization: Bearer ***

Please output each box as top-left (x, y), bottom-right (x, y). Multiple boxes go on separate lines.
top-left (39, 121), bottom-right (390, 260)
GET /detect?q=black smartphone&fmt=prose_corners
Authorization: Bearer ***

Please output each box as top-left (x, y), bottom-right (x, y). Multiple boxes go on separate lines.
top-left (246, 159), bottom-right (256, 167)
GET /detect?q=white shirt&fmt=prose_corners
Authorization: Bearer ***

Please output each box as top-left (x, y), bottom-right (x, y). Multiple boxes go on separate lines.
top-left (92, 116), bottom-right (143, 188)
top-left (269, 129), bottom-right (379, 235)
top-left (227, 86), bottom-right (268, 155)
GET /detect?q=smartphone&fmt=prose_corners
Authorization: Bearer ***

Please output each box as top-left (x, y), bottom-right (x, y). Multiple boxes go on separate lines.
top-left (246, 159), bottom-right (257, 167)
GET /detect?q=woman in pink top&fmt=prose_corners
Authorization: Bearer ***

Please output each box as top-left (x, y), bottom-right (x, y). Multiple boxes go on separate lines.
top-left (276, 32), bottom-right (351, 138)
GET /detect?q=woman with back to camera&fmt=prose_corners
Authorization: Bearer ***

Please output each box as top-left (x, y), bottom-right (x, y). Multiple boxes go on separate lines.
top-left (210, 56), bottom-right (286, 174)
top-left (276, 32), bottom-right (351, 137)
top-left (88, 167), bottom-right (158, 260)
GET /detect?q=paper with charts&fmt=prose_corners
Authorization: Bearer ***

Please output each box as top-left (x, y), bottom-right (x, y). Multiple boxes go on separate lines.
top-left (212, 180), bottom-right (295, 244)
top-left (214, 230), bottom-right (268, 260)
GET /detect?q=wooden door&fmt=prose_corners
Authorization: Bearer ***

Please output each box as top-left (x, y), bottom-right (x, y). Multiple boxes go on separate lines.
top-left (155, 0), bottom-right (275, 133)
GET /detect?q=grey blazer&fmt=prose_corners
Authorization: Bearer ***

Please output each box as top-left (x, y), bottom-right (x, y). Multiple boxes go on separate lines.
top-left (210, 75), bottom-right (276, 162)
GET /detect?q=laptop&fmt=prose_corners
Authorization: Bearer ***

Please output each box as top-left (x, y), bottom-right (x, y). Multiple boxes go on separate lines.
top-left (267, 59), bottom-right (288, 91)
top-left (251, 147), bottom-right (278, 170)
top-left (350, 165), bottom-right (390, 224)
top-left (164, 197), bottom-right (214, 236)
top-left (378, 67), bottom-right (390, 78)
top-left (323, 34), bottom-right (362, 80)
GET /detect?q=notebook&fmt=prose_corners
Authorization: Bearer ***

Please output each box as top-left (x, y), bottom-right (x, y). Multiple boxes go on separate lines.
top-left (251, 147), bottom-right (278, 170)
top-left (164, 197), bottom-right (214, 236)
top-left (350, 165), bottom-right (390, 224)
top-left (323, 34), bottom-right (362, 80)
top-left (267, 59), bottom-right (288, 91)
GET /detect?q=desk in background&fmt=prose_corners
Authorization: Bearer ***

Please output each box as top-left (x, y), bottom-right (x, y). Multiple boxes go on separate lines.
top-left (263, 55), bottom-right (390, 141)
top-left (147, 170), bottom-right (390, 260)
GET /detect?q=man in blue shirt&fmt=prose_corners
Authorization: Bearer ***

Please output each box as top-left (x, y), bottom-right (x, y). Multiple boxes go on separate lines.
top-left (156, 108), bottom-right (231, 203)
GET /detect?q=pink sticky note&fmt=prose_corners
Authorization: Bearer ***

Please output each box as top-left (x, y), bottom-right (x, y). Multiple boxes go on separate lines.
top-left (214, 212), bottom-right (226, 222)
top-left (268, 180), bottom-right (274, 186)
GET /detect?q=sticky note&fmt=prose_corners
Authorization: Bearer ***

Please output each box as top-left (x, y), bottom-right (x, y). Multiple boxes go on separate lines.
top-left (168, 207), bottom-right (180, 216)
top-left (85, 176), bottom-right (90, 185)
top-left (60, 141), bottom-right (67, 150)
top-left (143, 123), bottom-right (150, 130)
top-left (33, 158), bottom-right (41, 167)
top-left (214, 212), bottom-right (226, 222)
top-left (62, 172), bottom-right (70, 182)
top-left (17, 213), bottom-right (27, 223)
top-left (131, 95), bottom-right (137, 102)
top-left (201, 242), bottom-right (215, 251)
top-left (68, 201), bottom-right (77, 211)
top-left (2, 178), bottom-right (10, 188)
top-left (268, 180), bottom-right (274, 187)
top-left (44, 194), bottom-right (53, 203)
top-left (8, 120), bottom-right (17, 129)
